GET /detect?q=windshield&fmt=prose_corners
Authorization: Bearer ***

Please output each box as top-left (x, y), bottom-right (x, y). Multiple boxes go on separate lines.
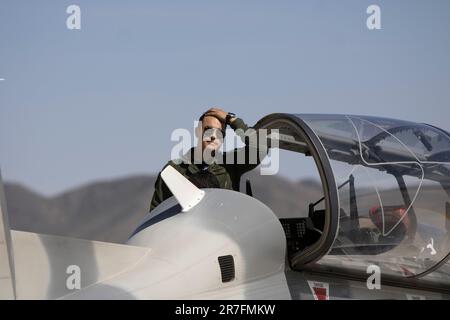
top-left (298, 114), bottom-right (450, 285)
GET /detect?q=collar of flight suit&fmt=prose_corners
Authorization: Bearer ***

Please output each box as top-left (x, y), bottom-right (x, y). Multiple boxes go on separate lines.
top-left (179, 147), bottom-right (227, 176)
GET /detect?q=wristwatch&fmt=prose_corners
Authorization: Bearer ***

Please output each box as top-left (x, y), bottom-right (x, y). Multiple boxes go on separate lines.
top-left (225, 112), bottom-right (236, 125)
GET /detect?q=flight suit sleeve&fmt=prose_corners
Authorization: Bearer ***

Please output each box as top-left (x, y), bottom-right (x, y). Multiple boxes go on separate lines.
top-left (149, 162), bottom-right (174, 212)
top-left (149, 174), bottom-right (166, 212)
top-left (225, 118), bottom-right (268, 179)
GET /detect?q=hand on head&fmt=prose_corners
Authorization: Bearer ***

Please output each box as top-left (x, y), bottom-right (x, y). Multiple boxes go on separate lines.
top-left (202, 107), bottom-right (228, 123)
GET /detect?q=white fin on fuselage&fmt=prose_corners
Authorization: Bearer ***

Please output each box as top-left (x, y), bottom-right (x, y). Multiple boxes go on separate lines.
top-left (160, 165), bottom-right (205, 212)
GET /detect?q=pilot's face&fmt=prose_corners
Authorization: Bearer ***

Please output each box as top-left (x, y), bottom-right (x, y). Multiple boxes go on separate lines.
top-left (199, 116), bottom-right (226, 152)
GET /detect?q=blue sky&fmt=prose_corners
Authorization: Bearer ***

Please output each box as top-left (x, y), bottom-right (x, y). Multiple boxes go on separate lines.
top-left (1, 0), bottom-right (450, 195)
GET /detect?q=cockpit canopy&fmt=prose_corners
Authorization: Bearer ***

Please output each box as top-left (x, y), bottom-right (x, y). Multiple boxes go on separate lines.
top-left (256, 114), bottom-right (450, 289)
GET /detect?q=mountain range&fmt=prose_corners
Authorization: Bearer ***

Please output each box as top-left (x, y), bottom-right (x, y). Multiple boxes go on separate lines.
top-left (4, 173), bottom-right (323, 243)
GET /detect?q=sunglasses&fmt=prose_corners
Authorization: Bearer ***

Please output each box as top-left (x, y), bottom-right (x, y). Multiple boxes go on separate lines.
top-left (202, 126), bottom-right (226, 139)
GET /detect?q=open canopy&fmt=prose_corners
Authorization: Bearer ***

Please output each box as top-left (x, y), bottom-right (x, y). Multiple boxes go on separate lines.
top-left (256, 113), bottom-right (450, 290)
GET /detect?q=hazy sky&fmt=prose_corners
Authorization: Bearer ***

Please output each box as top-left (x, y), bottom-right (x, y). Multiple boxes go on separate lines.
top-left (1, 0), bottom-right (450, 195)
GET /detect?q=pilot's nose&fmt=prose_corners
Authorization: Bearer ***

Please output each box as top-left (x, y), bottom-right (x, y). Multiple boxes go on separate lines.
top-left (210, 135), bottom-right (216, 141)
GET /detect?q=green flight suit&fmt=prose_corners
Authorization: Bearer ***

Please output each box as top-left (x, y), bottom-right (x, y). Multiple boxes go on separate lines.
top-left (149, 118), bottom-right (265, 212)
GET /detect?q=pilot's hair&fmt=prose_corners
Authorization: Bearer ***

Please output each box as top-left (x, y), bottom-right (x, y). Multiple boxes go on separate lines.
top-left (188, 170), bottom-right (220, 189)
top-left (199, 112), bottom-right (224, 125)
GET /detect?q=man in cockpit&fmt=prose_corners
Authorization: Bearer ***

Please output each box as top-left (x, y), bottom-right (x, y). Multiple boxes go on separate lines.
top-left (150, 107), bottom-right (265, 211)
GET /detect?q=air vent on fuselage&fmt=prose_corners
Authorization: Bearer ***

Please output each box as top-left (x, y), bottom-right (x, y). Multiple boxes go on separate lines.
top-left (218, 255), bottom-right (235, 283)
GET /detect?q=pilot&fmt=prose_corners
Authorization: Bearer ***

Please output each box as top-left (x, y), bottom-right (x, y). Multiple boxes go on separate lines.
top-left (149, 107), bottom-right (265, 211)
